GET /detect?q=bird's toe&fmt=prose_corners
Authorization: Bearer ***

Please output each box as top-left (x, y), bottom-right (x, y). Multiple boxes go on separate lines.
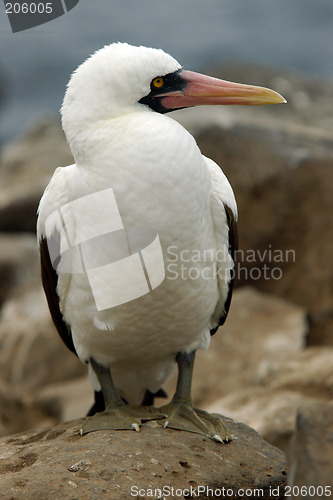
top-left (80, 405), bottom-right (165, 435)
top-left (158, 402), bottom-right (230, 443)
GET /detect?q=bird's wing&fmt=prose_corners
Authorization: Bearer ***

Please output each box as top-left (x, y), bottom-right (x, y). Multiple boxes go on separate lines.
top-left (37, 166), bottom-right (77, 355)
top-left (204, 156), bottom-right (238, 335)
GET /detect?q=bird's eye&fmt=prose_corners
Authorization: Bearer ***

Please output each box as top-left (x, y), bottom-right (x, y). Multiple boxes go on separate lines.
top-left (152, 77), bottom-right (164, 88)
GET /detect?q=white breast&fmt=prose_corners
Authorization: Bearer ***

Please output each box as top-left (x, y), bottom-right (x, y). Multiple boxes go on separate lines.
top-left (38, 110), bottom-right (235, 403)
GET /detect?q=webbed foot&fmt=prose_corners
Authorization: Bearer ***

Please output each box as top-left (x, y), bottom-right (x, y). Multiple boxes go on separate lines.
top-left (81, 405), bottom-right (166, 435)
top-left (158, 401), bottom-right (230, 443)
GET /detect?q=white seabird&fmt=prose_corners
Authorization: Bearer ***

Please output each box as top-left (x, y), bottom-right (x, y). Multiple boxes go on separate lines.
top-left (37, 42), bottom-right (285, 441)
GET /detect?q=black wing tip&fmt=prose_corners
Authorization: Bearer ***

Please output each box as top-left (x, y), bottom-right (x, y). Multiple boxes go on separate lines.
top-left (40, 236), bottom-right (77, 356)
top-left (210, 203), bottom-right (238, 336)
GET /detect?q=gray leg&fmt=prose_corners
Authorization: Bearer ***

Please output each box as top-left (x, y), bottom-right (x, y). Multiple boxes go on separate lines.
top-left (159, 351), bottom-right (230, 443)
top-left (90, 358), bottom-right (123, 409)
top-left (80, 358), bottom-right (165, 435)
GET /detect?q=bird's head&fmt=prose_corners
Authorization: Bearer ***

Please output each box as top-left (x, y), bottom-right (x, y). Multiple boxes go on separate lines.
top-left (62, 42), bottom-right (286, 144)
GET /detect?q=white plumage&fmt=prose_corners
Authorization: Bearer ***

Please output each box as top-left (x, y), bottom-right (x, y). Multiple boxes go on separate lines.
top-left (37, 43), bottom-right (283, 419)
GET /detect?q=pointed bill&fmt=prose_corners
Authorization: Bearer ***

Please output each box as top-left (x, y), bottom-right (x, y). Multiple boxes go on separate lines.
top-left (160, 70), bottom-right (287, 109)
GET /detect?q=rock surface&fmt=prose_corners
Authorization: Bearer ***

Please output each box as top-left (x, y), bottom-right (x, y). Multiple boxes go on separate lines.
top-left (262, 347), bottom-right (333, 398)
top-left (0, 117), bottom-right (73, 233)
top-left (0, 233), bottom-right (40, 306)
top-left (207, 388), bottom-right (318, 453)
top-left (0, 379), bottom-right (55, 439)
top-left (288, 401), bottom-right (333, 496)
top-left (0, 417), bottom-right (287, 499)
top-left (0, 285), bottom-right (85, 392)
top-left (36, 377), bottom-right (93, 424)
top-left (205, 346), bottom-right (333, 452)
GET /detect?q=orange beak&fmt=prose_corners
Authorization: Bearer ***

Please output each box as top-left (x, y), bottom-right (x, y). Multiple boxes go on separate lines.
top-left (160, 70), bottom-right (286, 109)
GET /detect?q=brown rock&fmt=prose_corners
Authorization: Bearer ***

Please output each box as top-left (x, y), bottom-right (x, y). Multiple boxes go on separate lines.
top-left (0, 116), bottom-right (73, 233)
top-left (0, 116), bottom-right (72, 183)
top-left (0, 417), bottom-right (287, 499)
top-left (263, 346), bottom-right (333, 399)
top-left (0, 180), bottom-right (46, 233)
top-left (0, 379), bottom-right (55, 438)
top-left (288, 401), bottom-right (333, 496)
top-left (0, 233), bottom-right (40, 306)
top-left (204, 347), bottom-right (333, 452)
top-left (0, 285), bottom-right (85, 390)
top-left (36, 377), bottom-right (93, 423)
top-left (206, 388), bottom-right (318, 453)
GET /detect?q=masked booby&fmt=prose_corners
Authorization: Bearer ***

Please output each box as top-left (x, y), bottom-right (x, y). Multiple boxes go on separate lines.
top-left (37, 42), bottom-right (285, 442)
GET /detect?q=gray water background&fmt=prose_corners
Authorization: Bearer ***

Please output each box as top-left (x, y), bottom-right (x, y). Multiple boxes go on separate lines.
top-left (0, 0), bottom-right (332, 143)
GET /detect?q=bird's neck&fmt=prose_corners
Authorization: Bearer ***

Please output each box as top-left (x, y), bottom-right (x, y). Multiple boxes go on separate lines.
top-left (67, 111), bottom-right (182, 176)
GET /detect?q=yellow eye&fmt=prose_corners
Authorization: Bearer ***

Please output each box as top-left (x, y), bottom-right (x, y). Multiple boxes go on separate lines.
top-left (152, 77), bottom-right (164, 88)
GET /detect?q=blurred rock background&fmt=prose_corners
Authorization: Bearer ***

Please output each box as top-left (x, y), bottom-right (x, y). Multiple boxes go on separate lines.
top-left (0, 66), bottom-right (332, 486)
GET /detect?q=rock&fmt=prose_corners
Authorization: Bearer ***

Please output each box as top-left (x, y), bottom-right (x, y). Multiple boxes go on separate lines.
top-left (159, 287), bottom-right (307, 409)
top-left (0, 285), bottom-right (85, 390)
top-left (288, 402), bottom-right (333, 495)
top-left (206, 388), bottom-right (318, 453)
top-left (0, 233), bottom-right (40, 306)
top-left (0, 181), bottom-right (46, 233)
top-left (0, 116), bottom-right (73, 233)
top-left (0, 417), bottom-right (287, 499)
top-left (0, 378), bottom-right (56, 439)
top-left (36, 377), bottom-right (93, 423)
top-left (0, 116), bottom-right (72, 182)
top-left (204, 347), bottom-right (333, 452)
top-left (263, 346), bottom-right (333, 398)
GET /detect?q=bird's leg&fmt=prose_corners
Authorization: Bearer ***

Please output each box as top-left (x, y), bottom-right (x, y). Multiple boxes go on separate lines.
top-left (80, 358), bottom-right (165, 435)
top-left (158, 351), bottom-right (230, 443)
